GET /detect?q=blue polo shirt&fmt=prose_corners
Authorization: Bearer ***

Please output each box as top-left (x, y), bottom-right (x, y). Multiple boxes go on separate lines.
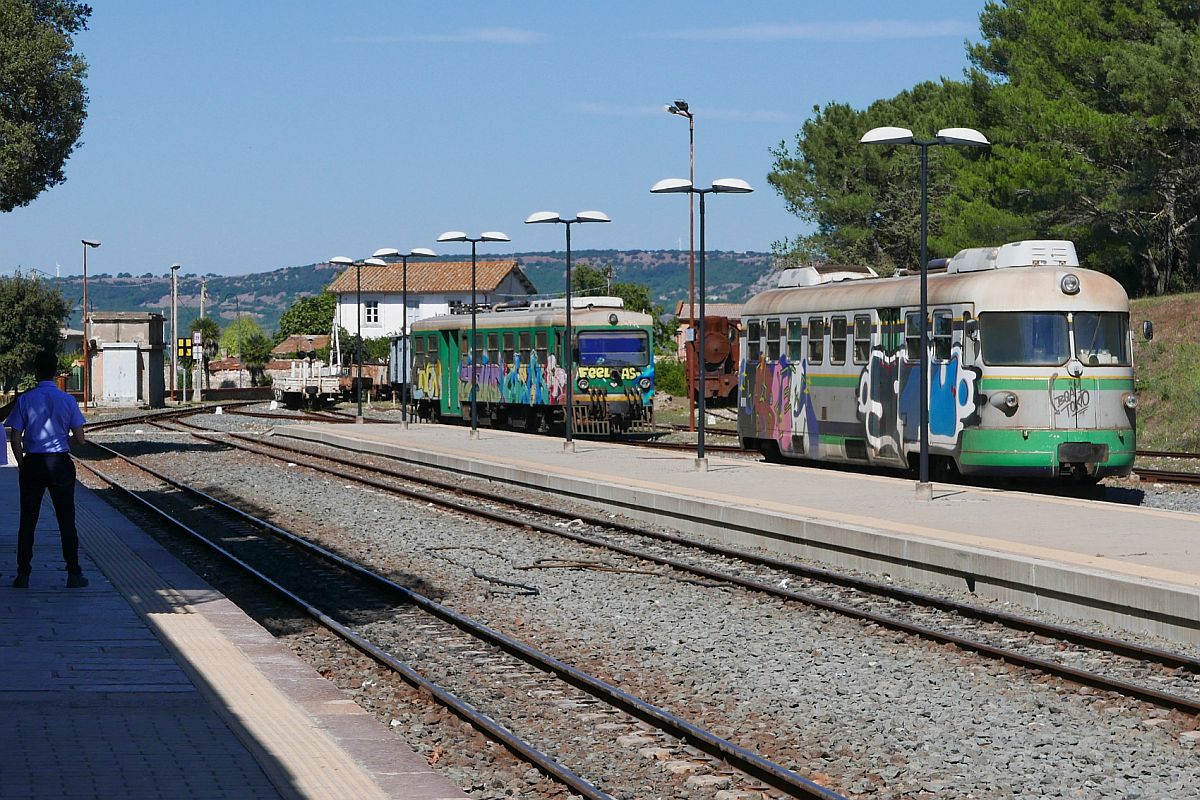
top-left (4, 381), bottom-right (86, 454)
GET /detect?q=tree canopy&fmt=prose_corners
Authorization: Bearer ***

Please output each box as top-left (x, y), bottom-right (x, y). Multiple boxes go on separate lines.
top-left (274, 291), bottom-right (336, 343)
top-left (768, 0), bottom-right (1200, 296)
top-left (0, 0), bottom-right (91, 212)
top-left (219, 316), bottom-right (267, 358)
top-left (0, 273), bottom-right (70, 390)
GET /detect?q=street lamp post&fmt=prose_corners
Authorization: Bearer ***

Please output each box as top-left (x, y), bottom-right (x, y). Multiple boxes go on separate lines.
top-left (524, 210), bottom-right (612, 452)
top-left (329, 256), bottom-right (356, 416)
top-left (860, 126), bottom-right (989, 499)
top-left (170, 263), bottom-right (180, 403)
top-left (666, 98), bottom-right (697, 431)
top-left (651, 178), bottom-right (753, 471)
top-left (436, 231), bottom-right (512, 438)
top-left (373, 247), bottom-right (438, 428)
top-left (81, 239), bottom-right (100, 412)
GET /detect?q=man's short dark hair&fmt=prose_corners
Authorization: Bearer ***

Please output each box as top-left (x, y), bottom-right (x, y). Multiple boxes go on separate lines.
top-left (33, 351), bottom-right (58, 380)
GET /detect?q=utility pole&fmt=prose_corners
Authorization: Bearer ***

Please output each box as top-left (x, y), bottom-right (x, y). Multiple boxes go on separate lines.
top-left (170, 263), bottom-right (180, 403)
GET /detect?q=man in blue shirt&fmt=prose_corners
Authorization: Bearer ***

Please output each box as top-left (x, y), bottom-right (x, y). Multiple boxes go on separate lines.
top-left (5, 351), bottom-right (88, 589)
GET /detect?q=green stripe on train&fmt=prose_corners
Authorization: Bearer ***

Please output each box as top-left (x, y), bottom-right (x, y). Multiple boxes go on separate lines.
top-left (959, 428), bottom-right (1135, 467)
top-left (979, 377), bottom-right (1134, 391)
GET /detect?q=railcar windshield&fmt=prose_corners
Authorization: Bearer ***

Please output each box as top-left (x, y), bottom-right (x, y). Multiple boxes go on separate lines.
top-left (576, 330), bottom-right (650, 367)
top-left (1074, 312), bottom-right (1130, 366)
top-left (979, 312), bottom-right (1070, 366)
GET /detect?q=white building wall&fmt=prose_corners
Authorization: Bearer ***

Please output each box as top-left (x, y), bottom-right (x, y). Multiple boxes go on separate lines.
top-left (336, 290), bottom-right (506, 338)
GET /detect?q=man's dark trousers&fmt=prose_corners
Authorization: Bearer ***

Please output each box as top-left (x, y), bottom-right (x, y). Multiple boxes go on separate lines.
top-left (17, 453), bottom-right (82, 576)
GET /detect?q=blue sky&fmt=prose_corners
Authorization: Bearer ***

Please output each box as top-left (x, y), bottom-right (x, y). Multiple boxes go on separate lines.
top-left (2, 1), bottom-right (987, 277)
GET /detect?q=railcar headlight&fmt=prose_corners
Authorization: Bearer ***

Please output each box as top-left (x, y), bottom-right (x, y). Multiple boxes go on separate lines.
top-left (1122, 392), bottom-right (1138, 410)
top-left (989, 391), bottom-right (1019, 411)
top-left (576, 378), bottom-right (589, 391)
top-left (637, 377), bottom-right (652, 390)
top-left (1060, 273), bottom-right (1081, 295)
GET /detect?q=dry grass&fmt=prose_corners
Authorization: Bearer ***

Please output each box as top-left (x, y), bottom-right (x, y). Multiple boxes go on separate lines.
top-left (1131, 292), bottom-right (1200, 452)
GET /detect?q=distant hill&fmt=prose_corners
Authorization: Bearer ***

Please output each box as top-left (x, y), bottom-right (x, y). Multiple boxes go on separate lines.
top-left (47, 250), bottom-right (776, 335)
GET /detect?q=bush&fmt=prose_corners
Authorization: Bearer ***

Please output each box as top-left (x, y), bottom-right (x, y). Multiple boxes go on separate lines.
top-left (655, 356), bottom-right (686, 396)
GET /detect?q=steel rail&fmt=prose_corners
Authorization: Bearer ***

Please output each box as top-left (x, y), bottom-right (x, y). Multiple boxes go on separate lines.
top-left (1136, 449), bottom-right (1200, 460)
top-left (81, 440), bottom-right (846, 800)
top-left (192, 424), bottom-right (1200, 675)
top-left (1133, 467), bottom-right (1200, 485)
top-left (74, 449), bottom-right (616, 800)
top-left (157, 423), bottom-right (1200, 716)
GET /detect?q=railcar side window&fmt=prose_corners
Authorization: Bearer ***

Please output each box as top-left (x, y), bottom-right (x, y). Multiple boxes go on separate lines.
top-left (460, 333), bottom-right (470, 363)
top-left (787, 320), bottom-right (804, 361)
top-left (519, 331), bottom-right (531, 355)
top-left (932, 310), bottom-right (953, 361)
top-left (808, 318), bottom-right (824, 363)
top-left (413, 336), bottom-right (425, 356)
top-left (830, 317), bottom-right (847, 365)
top-left (766, 319), bottom-right (781, 361)
top-left (905, 313), bottom-right (923, 360)
top-left (502, 332), bottom-right (515, 365)
top-left (746, 320), bottom-right (761, 361)
top-left (979, 312), bottom-right (1070, 366)
top-left (486, 333), bottom-right (499, 365)
top-left (1074, 312), bottom-right (1130, 366)
top-left (535, 331), bottom-right (548, 365)
top-left (853, 315), bottom-right (871, 364)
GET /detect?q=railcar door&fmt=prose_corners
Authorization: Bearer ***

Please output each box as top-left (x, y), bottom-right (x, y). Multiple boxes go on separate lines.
top-left (858, 308), bottom-right (908, 464)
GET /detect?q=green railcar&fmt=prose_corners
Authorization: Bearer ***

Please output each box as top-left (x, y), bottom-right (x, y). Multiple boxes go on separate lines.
top-left (406, 297), bottom-right (655, 435)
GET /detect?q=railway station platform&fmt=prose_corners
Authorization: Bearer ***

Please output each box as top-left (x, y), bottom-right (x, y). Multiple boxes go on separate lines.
top-left (0, 449), bottom-right (469, 799)
top-left (277, 421), bottom-right (1200, 648)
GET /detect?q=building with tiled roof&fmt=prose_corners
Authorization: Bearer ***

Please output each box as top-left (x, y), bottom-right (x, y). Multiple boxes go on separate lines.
top-left (327, 260), bottom-right (537, 338)
top-left (271, 334), bottom-right (330, 357)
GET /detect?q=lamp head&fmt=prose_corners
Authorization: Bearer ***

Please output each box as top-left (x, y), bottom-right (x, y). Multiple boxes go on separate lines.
top-left (437, 231), bottom-right (469, 242)
top-left (525, 211), bottom-right (561, 225)
top-left (329, 256), bottom-right (354, 266)
top-left (373, 247), bottom-right (400, 258)
top-left (82, 239), bottom-right (100, 248)
top-left (575, 210), bottom-right (611, 223)
top-left (711, 178), bottom-right (754, 194)
top-left (480, 231), bottom-right (510, 242)
top-left (860, 126), bottom-right (915, 145)
top-left (363, 258), bottom-right (387, 266)
top-left (408, 247), bottom-right (437, 257)
top-left (935, 127), bottom-right (990, 147)
top-left (170, 262), bottom-right (181, 270)
top-left (650, 178), bottom-right (693, 194)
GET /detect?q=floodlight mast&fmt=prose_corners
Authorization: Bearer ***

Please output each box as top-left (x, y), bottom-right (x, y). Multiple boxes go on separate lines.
top-left (859, 125), bottom-right (989, 498)
top-left (436, 230), bottom-right (512, 438)
top-left (524, 210), bottom-right (611, 452)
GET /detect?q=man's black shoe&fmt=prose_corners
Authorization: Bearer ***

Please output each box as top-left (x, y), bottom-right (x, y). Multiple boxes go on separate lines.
top-left (66, 574), bottom-right (88, 589)
top-left (12, 574), bottom-right (29, 589)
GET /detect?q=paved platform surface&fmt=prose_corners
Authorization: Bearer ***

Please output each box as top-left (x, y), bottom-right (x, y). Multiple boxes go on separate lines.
top-left (0, 449), bottom-right (468, 800)
top-left (278, 421), bottom-right (1200, 647)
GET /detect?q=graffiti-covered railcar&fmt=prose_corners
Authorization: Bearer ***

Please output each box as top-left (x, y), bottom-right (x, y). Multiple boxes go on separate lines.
top-left (738, 240), bottom-right (1137, 480)
top-left (407, 297), bottom-right (655, 435)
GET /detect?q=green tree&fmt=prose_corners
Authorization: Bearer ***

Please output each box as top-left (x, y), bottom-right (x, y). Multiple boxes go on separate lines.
top-left (572, 262), bottom-right (674, 353)
top-left (241, 332), bottom-right (274, 385)
top-left (274, 291), bottom-right (336, 343)
top-left (0, 273), bottom-right (69, 390)
top-left (219, 316), bottom-right (266, 359)
top-left (0, 0), bottom-right (91, 211)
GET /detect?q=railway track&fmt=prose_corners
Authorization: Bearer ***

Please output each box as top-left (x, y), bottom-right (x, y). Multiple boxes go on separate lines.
top-left (139, 417), bottom-right (1200, 718)
top-left (79, 436), bottom-right (845, 800)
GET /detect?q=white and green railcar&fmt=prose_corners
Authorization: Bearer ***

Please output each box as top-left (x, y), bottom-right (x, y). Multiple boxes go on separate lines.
top-left (737, 240), bottom-right (1137, 481)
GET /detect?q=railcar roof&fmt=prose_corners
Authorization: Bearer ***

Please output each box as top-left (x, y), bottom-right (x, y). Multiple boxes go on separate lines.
top-left (410, 307), bottom-right (654, 331)
top-left (742, 266), bottom-right (1129, 316)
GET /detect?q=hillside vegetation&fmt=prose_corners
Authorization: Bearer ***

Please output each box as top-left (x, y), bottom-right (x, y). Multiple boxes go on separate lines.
top-left (1131, 293), bottom-right (1200, 452)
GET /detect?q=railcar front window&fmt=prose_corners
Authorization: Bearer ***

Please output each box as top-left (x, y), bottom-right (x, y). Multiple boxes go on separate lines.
top-left (1074, 312), bottom-right (1130, 366)
top-left (979, 312), bottom-right (1070, 365)
top-left (576, 330), bottom-right (650, 367)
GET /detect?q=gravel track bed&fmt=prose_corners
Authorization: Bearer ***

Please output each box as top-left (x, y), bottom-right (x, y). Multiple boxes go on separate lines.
top-left (86, 415), bottom-right (1200, 799)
